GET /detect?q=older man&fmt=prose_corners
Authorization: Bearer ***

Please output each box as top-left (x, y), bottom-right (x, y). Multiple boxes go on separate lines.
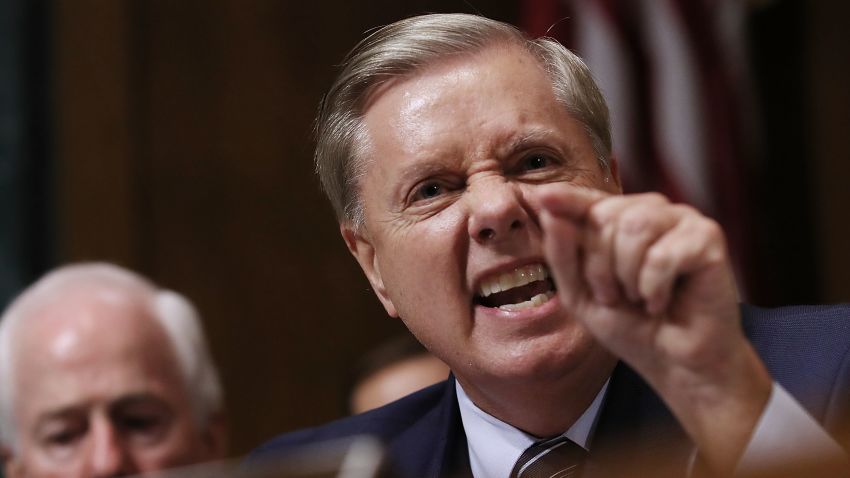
top-left (0, 263), bottom-right (226, 477)
top-left (252, 13), bottom-right (849, 477)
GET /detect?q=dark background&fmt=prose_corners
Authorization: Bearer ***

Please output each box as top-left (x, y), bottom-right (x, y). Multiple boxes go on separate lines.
top-left (2, 0), bottom-right (848, 457)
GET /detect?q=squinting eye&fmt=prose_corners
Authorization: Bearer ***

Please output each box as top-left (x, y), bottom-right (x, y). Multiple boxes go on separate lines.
top-left (46, 430), bottom-right (81, 447)
top-left (120, 415), bottom-right (160, 432)
top-left (118, 414), bottom-right (168, 444)
top-left (524, 154), bottom-right (550, 170)
top-left (416, 182), bottom-right (443, 200)
top-left (41, 427), bottom-right (85, 461)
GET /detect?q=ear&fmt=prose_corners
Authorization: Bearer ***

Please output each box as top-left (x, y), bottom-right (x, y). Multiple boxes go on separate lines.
top-left (201, 412), bottom-right (228, 460)
top-left (341, 223), bottom-right (398, 318)
top-left (605, 155), bottom-right (623, 193)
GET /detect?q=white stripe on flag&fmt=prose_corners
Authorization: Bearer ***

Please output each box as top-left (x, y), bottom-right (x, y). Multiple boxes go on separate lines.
top-left (641, 0), bottom-right (713, 212)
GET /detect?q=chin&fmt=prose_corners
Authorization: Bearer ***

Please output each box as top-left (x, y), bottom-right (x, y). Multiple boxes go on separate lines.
top-left (476, 329), bottom-right (599, 382)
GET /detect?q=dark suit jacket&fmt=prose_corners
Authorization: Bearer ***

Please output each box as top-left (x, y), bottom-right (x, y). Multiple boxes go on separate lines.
top-left (249, 304), bottom-right (850, 477)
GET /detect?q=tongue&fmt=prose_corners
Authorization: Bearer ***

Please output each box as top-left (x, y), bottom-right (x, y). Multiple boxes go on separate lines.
top-left (479, 279), bottom-right (553, 308)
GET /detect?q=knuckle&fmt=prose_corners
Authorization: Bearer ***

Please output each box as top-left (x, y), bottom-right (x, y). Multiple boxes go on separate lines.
top-left (645, 245), bottom-right (672, 271)
top-left (671, 203), bottom-right (698, 216)
top-left (699, 222), bottom-right (729, 265)
top-left (703, 218), bottom-right (723, 238)
top-left (640, 192), bottom-right (669, 204)
top-left (588, 200), bottom-right (618, 226)
top-left (619, 208), bottom-right (652, 234)
top-left (587, 205), bottom-right (607, 227)
top-left (693, 216), bottom-right (724, 242)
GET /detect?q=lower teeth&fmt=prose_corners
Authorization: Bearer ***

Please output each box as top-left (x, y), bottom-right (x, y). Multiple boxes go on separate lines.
top-left (497, 291), bottom-right (555, 311)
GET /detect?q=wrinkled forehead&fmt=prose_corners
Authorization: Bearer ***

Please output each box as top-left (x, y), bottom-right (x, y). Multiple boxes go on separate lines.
top-left (357, 45), bottom-right (562, 162)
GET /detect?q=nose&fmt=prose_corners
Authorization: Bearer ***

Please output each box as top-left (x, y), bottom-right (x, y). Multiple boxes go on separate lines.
top-left (87, 419), bottom-right (133, 477)
top-left (467, 177), bottom-right (529, 243)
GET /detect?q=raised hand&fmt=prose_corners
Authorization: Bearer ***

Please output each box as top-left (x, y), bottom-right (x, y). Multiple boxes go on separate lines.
top-left (536, 184), bottom-right (771, 474)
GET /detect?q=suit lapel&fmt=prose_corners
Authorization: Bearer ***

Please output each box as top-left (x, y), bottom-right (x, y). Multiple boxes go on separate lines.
top-left (584, 362), bottom-right (694, 477)
top-left (387, 367), bottom-right (693, 477)
top-left (388, 377), bottom-right (471, 478)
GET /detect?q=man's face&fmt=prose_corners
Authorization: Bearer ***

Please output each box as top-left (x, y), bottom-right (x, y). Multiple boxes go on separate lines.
top-left (347, 44), bottom-right (622, 396)
top-left (5, 292), bottom-right (221, 477)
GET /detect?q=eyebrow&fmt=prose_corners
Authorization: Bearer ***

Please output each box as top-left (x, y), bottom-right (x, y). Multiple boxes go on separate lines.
top-left (37, 407), bottom-right (84, 424)
top-left (396, 160), bottom-right (454, 182)
top-left (35, 393), bottom-right (171, 422)
top-left (392, 128), bottom-right (567, 184)
top-left (496, 129), bottom-right (560, 158)
top-left (33, 406), bottom-right (87, 437)
top-left (110, 393), bottom-right (173, 413)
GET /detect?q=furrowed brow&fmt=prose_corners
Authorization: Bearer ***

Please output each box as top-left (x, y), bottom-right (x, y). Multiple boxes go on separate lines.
top-left (34, 406), bottom-right (86, 432)
top-left (396, 160), bottom-right (452, 180)
top-left (497, 129), bottom-right (558, 157)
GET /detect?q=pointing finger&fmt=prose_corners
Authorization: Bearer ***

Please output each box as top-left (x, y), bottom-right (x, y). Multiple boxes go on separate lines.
top-left (536, 183), bottom-right (611, 221)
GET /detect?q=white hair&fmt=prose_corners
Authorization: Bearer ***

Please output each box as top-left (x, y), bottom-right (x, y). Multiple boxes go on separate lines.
top-left (0, 263), bottom-right (223, 449)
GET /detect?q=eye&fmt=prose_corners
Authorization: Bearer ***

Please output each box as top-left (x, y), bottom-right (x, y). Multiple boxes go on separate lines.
top-left (410, 178), bottom-right (458, 204)
top-left (418, 182), bottom-right (443, 199)
top-left (117, 412), bottom-right (169, 445)
top-left (38, 419), bottom-right (87, 460)
top-left (112, 398), bottom-right (173, 445)
top-left (522, 153), bottom-right (551, 171)
top-left (45, 429), bottom-right (82, 447)
top-left (119, 414), bottom-right (161, 431)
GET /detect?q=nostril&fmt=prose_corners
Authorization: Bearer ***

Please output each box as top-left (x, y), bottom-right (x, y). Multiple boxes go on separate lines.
top-left (510, 219), bottom-right (522, 230)
top-left (479, 228), bottom-right (496, 241)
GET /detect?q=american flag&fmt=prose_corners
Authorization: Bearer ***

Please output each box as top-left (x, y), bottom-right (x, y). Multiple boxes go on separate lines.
top-left (522, 0), bottom-right (763, 299)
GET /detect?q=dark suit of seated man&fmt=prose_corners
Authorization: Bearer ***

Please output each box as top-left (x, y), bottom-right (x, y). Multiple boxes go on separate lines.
top-left (250, 13), bottom-right (850, 477)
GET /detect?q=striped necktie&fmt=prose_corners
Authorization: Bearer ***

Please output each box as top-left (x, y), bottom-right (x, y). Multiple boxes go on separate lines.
top-left (509, 436), bottom-right (587, 478)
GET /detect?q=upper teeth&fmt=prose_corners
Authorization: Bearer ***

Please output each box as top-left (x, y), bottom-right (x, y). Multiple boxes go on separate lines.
top-left (478, 264), bottom-right (550, 297)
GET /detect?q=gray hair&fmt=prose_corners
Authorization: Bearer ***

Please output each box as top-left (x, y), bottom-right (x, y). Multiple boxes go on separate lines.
top-left (0, 263), bottom-right (224, 448)
top-left (314, 13), bottom-right (612, 228)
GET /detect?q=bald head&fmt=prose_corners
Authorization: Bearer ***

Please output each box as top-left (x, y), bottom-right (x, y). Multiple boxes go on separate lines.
top-left (0, 263), bottom-right (225, 476)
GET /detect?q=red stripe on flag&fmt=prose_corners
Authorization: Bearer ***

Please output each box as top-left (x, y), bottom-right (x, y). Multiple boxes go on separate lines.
top-left (667, 0), bottom-right (758, 295)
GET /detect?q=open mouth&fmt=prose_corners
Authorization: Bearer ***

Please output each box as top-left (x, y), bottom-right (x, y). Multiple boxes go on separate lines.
top-left (475, 263), bottom-right (556, 311)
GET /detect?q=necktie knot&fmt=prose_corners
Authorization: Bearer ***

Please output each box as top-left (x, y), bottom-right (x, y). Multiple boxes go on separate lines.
top-left (510, 436), bottom-right (587, 478)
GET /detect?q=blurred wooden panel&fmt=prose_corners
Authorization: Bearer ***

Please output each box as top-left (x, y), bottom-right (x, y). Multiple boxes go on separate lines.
top-left (55, 0), bottom-right (139, 267)
top-left (808, 2), bottom-right (850, 302)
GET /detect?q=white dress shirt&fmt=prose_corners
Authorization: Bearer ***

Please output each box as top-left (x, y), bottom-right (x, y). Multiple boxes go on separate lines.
top-left (457, 380), bottom-right (608, 478)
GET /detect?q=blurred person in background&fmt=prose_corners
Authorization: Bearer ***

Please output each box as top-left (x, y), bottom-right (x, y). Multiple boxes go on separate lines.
top-left (349, 334), bottom-right (450, 414)
top-left (0, 263), bottom-right (227, 477)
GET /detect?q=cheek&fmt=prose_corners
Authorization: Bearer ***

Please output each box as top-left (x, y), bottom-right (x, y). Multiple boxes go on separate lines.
top-left (134, 426), bottom-right (202, 470)
top-left (379, 213), bottom-right (469, 322)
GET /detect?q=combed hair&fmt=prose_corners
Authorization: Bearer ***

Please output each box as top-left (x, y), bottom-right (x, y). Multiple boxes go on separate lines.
top-left (0, 263), bottom-right (223, 448)
top-left (314, 13), bottom-right (612, 229)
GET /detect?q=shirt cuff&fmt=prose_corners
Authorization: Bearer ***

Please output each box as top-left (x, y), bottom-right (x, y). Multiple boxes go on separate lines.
top-left (735, 382), bottom-right (846, 474)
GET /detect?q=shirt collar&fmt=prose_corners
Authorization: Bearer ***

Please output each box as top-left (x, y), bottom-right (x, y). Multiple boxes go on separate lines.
top-left (456, 378), bottom-right (609, 478)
